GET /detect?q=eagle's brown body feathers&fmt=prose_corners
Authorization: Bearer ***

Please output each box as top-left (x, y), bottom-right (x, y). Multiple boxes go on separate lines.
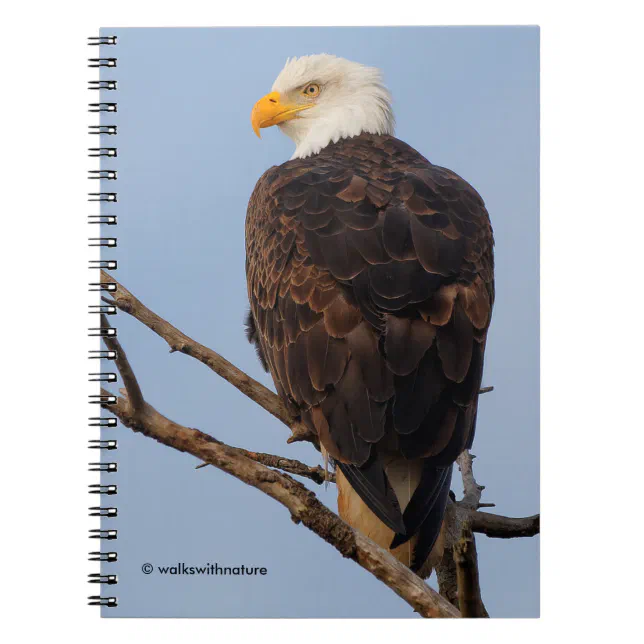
top-left (245, 133), bottom-right (494, 575)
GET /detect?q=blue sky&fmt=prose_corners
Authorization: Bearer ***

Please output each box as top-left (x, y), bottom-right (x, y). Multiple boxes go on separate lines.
top-left (100, 26), bottom-right (539, 618)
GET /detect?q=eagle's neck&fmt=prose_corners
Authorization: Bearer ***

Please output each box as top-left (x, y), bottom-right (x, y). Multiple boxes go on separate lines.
top-left (280, 96), bottom-right (395, 160)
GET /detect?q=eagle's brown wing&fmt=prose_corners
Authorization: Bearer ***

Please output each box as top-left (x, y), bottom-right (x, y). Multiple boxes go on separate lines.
top-left (245, 133), bottom-right (493, 564)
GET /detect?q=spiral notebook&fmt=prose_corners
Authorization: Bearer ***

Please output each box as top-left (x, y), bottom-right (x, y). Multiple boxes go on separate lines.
top-left (89, 27), bottom-right (540, 618)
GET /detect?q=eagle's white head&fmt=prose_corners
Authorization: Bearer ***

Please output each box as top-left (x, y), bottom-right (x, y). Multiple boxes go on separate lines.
top-left (251, 54), bottom-right (395, 159)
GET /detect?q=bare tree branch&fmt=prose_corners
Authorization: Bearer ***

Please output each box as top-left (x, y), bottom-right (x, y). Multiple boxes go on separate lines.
top-left (466, 511), bottom-right (540, 539)
top-left (437, 462), bottom-right (539, 607)
top-left (436, 552), bottom-right (459, 609)
top-left (453, 522), bottom-right (489, 618)
top-left (436, 499), bottom-right (460, 608)
top-left (102, 275), bottom-right (538, 533)
top-left (446, 450), bottom-right (489, 616)
top-left (100, 270), bottom-right (316, 446)
top-left (196, 452), bottom-right (334, 485)
top-left (97, 273), bottom-right (539, 618)
top-left (100, 314), bottom-right (145, 414)
top-left (101, 385), bottom-right (459, 618)
top-left (455, 451), bottom-right (539, 538)
top-left (457, 450), bottom-right (485, 510)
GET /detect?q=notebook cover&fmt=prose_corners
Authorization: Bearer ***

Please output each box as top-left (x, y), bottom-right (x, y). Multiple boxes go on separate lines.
top-left (90, 26), bottom-right (540, 618)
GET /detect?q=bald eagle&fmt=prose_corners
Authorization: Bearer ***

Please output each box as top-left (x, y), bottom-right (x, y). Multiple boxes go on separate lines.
top-left (245, 54), bottom-right (494, 577)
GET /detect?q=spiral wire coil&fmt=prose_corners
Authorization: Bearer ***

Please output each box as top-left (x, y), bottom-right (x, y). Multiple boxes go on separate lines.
top-left (88, 34), bottom-right (118, 609)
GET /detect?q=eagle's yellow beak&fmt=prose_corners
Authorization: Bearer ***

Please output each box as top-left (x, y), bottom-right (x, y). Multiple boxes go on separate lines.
top-left (251, 91), bottom-right (313, 138)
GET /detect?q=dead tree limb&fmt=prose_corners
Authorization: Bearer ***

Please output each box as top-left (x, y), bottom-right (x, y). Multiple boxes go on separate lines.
top-left (436, 500), bottom-right (460, 608)
top-left (436, 464), bottom-right (538, 608)
top-left (102, 271), bottom-right (538, 536)
top-left (467, 511), bottom-right (539, 538)
top-left (98, 271), bottom-right (539, 617)
top-left (447, 450), bottom-right (489, 616)
top-left (196, 452), bottom-right (334, 485)
top-left (100, 314), bottom-right (144, 414)
top-left (457, 450), bottom-right (485, 510)
top-left (453, 522), bottom-right (489, 618)
top-left (436, 451), bottom-right (490, 613)
top-left (102, 384), bottom-right (458, 618)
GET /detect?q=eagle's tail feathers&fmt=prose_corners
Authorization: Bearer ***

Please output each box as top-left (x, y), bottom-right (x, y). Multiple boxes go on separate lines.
top-left (336, 460), bottom-right (406, 535)
top-left (389, 464), bottom-right (452, 550)
top-left (410, 465), bottom-right (453, 573)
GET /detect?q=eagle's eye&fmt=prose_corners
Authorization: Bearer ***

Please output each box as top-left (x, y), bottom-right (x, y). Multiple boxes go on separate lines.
top-left (302, 83), bottom-right (320, 98)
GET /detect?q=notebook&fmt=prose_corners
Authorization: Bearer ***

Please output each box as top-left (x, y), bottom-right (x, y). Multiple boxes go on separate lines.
top-left (89, 26), bottom-right (539, 618)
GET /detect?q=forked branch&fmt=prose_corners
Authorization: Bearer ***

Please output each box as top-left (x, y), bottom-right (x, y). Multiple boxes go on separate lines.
top-left (98, 271), bottom-right (539, 617)
top-left (102, 381), bottom-right (458, 618)
top-left (99, 310), bottom-right (458, 617)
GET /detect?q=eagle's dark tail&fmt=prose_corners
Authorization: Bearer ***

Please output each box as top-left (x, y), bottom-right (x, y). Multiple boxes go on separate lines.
top-left (336, 459), bottom-right (453, 575)
top-left (392, 464), bottom-right (453, 573)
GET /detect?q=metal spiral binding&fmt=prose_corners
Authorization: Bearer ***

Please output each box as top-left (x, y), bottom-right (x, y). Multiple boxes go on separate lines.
top-left (89, 304), bottom-right (117, 315)
top-left (88, 170), bottom-right (117, 180)
top-left (89, 462), bottom-right (118, 473)
top-left (88, 327), bottom-right (116, 338)
top-left (89, 80), bottom-right (117, 91)
top-left (88, 596), bottom-right (118, 607)
top-left (89, 551), bottom-right (118, 562)
top-left (89, 574), bottom-right (118, 584)
top-left (89, 507), bottom-right (118, 518)
top-left (90, 528), bottom-right (118, 539)
top-left (89, 394), bottom-right (117, 405)
top-left (89, 103), bottom-right (118, 113)
top-left (88, 193), bottom-right (117, 203)
top-left (89, 417), bottom-right (118, 427)
top-left (89, 259), bottom-right (118, 269)
top-left (88, 58), bottom-right (117, 68)
top-left (89, 281), bottom-right (116, 292)
top-left (88, 237), bottom-right (117, 247)
top-left (89, 350), bottom-right (117, 360)
top-left (89, 484), bottom-right (118, 495)
top-left (88, 34), bottom-right (118, 609)
top-left (88, 215), bottom-right (117, 225)
top-left (89, 440), bottom-right (118, 450)
top-left (88, 148), bottom-right (117, 158)
top-left (88, 36), bottom-right (117, 46)
top-left (89, 125), bottom-right (117, 135)
top-left (89, 373), bottom-right (117, 382)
